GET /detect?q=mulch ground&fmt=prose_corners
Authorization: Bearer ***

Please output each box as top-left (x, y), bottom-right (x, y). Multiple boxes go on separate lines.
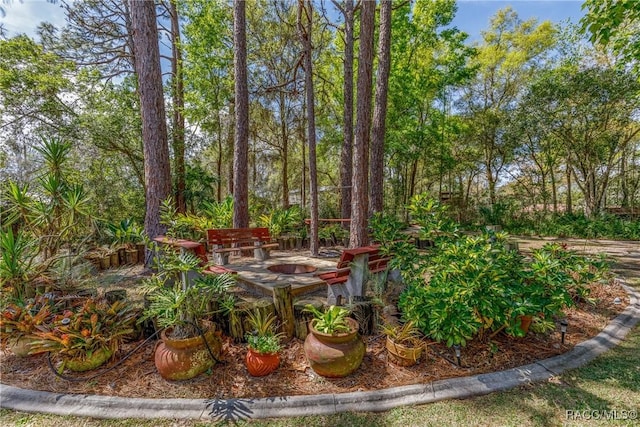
top-left (0, 280), bottom-right (630, 400)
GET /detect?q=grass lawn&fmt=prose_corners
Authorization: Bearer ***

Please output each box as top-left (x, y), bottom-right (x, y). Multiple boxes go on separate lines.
top-left (1, 279), bottom-right (638, 427)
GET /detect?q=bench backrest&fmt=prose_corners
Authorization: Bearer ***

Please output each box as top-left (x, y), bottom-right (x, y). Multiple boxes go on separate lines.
top-left (207, 227), bottom-right (272, 246)
top-left (337, 245), bottom-right (381, 269)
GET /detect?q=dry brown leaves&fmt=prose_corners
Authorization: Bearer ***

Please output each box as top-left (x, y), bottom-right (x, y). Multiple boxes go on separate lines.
top-left (0, 281), bottom-right (629, 400)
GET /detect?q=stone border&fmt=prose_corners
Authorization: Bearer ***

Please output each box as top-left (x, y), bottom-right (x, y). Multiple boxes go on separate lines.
top-left (1, 282), bottom-right (638, 421)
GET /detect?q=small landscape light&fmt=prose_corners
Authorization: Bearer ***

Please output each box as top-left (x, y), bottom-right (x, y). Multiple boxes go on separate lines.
top-left (61, 317), bottom-right (71, 325)
top-left (560, 319), bottom-right (568, 344)
top-left (613, 297), bottom-right (621, 305)
top-left (453, 344), bottom-right (461, 366)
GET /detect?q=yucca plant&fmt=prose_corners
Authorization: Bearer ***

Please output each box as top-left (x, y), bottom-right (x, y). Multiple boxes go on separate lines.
top-left (0, 229), bottom-right (38, 300)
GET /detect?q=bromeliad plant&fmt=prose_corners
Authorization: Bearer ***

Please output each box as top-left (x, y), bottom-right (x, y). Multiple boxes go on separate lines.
top-left (29, 298), bottom-right (138, 366)
top-left (0, 295), bottom-right (60, 349)
top-left (382, 320), bottom-right (423, 348)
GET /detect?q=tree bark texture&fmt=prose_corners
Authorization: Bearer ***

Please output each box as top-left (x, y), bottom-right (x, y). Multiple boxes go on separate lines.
top-left (298, 0), bottom-right (319, 256)
top-left (369, 0), bottom-right (392, 215)
top-left (349, 0), bottom-right (375, 248)
top-left (340, 0), bottom-right (354, 223)
top-left (233, 0), bottom-right (249, 228)
top-left (130, 0), bottom-right (171, 245)
top-left (169, 0), bottom-right (186, 214)
top-left (280, 91), bottom-right (290, 208)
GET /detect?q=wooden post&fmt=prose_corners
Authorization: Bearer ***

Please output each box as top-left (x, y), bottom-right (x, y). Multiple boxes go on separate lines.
top-left (348, 296), bottom-right (377, 336)
top-left (273, 283), bottom-right (295, 340)
top-left (245, 298), bottom-right (275, 332)
top-left (293, 299), bottom-right (323, 340)
top-left (229, 299), bottom-right (252, 343)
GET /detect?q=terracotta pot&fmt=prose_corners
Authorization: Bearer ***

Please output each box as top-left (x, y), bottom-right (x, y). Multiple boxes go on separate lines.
top-left (518, 315), bottom-right (533, 335)
top-left (303, 317), bottom-right (365, 378)
top-left (385, 336), bottom-right (423, 367)
top-left (154, 327), bottom-right (222, 381)
top-left (63, 347), bottom-right (113, 372)
top-left (245, 349), bottom-right (280, 377)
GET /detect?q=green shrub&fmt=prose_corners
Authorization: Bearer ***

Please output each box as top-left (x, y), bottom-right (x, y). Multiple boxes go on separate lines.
top-left (371, 193), bottom-right (611, 348)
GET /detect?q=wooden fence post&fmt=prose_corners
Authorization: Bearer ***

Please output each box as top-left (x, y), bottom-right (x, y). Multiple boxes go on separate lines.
top-left (273, 283), bottom-right (295, 340)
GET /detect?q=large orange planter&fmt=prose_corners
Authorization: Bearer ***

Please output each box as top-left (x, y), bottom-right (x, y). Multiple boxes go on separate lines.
top-left (303, 317), bottom-right (365, 378)
top-left (245, 349), bottom-right (280, 377)
top-left (154, 327), bottom-right (222, 381)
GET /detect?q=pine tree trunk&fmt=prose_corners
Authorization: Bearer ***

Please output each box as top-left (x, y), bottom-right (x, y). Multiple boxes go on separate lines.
top-left (130, 0), bottom-right (171, 247)
top-left (340, 0), bottom-right (354, 223)
top-left (280, 92), bottom-right (290, 208)
top-left (298, 0), bottom-right (319, 256)
top-left (349, 0), bottom-right (375, 248)
top-left (169, 0), bottom-right (186, 214)
top-left (233, 0), bottom-right (249, 228)
top-left (369, 0), bottom-right (392, 215)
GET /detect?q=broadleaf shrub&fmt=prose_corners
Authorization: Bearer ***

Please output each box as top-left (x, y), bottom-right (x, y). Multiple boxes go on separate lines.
top-left (371, 194), bottom-right (610, 348)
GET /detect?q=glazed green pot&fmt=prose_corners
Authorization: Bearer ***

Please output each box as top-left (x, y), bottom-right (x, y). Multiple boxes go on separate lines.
top-left (63, 348), bottom-right (113, 372)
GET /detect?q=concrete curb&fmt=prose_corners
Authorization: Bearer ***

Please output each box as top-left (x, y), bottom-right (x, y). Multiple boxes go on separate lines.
top-left (1, 283), bottom-right (638, 421)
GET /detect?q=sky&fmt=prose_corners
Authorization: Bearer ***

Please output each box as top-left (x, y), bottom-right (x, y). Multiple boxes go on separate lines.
top-left (1, 0), bottom-right (586, 41)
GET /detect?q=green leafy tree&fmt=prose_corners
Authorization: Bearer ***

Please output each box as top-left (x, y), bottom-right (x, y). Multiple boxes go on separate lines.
top-left (581, 0), bottom-right (640, 74)
top-left (460, 8), bottom-right (556, 206)
top-left (0, 35), bottom-right (76, 181)
top-left (384, 0), bottom-right (474, 216)
top-left (522, 66), bottom-right (640, 216)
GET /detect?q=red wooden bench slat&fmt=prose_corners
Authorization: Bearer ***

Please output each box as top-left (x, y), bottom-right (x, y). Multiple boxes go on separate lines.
top-left (325, 276), bottom-right (349, 285)
top-left (320, 247), bottom-right (390, 287)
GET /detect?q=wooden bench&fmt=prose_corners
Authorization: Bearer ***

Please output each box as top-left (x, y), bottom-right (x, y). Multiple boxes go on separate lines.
top-left (207, 227), bottom-right (279, 265)
top-left (317, 245), bottom-right (391, 305)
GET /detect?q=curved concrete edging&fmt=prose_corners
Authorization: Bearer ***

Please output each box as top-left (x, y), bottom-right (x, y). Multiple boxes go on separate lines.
top-left (1, 282), bottom-right (639, 421)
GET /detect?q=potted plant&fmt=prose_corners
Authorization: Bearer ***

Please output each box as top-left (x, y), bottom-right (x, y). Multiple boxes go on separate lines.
top-left (28, 298), bottom-right (137, 371)
top-left (0, 296), bottom-right (59, 357)
top-left (303, 305), bottom-right (365, 378)
top-left (244, 310), bottom-right (283, 377)
top-left (141, 247), bottom-right (235, 381)
top-left (382, 320), bottom-right (424, 366)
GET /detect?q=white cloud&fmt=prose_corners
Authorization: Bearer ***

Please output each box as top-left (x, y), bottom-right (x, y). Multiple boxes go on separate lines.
top-left (1, 0), bottom-right (66, 39)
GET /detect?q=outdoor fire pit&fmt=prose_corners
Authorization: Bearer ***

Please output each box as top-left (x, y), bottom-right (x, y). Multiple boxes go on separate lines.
top-left (267, 264), bottom-right (317, 274)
